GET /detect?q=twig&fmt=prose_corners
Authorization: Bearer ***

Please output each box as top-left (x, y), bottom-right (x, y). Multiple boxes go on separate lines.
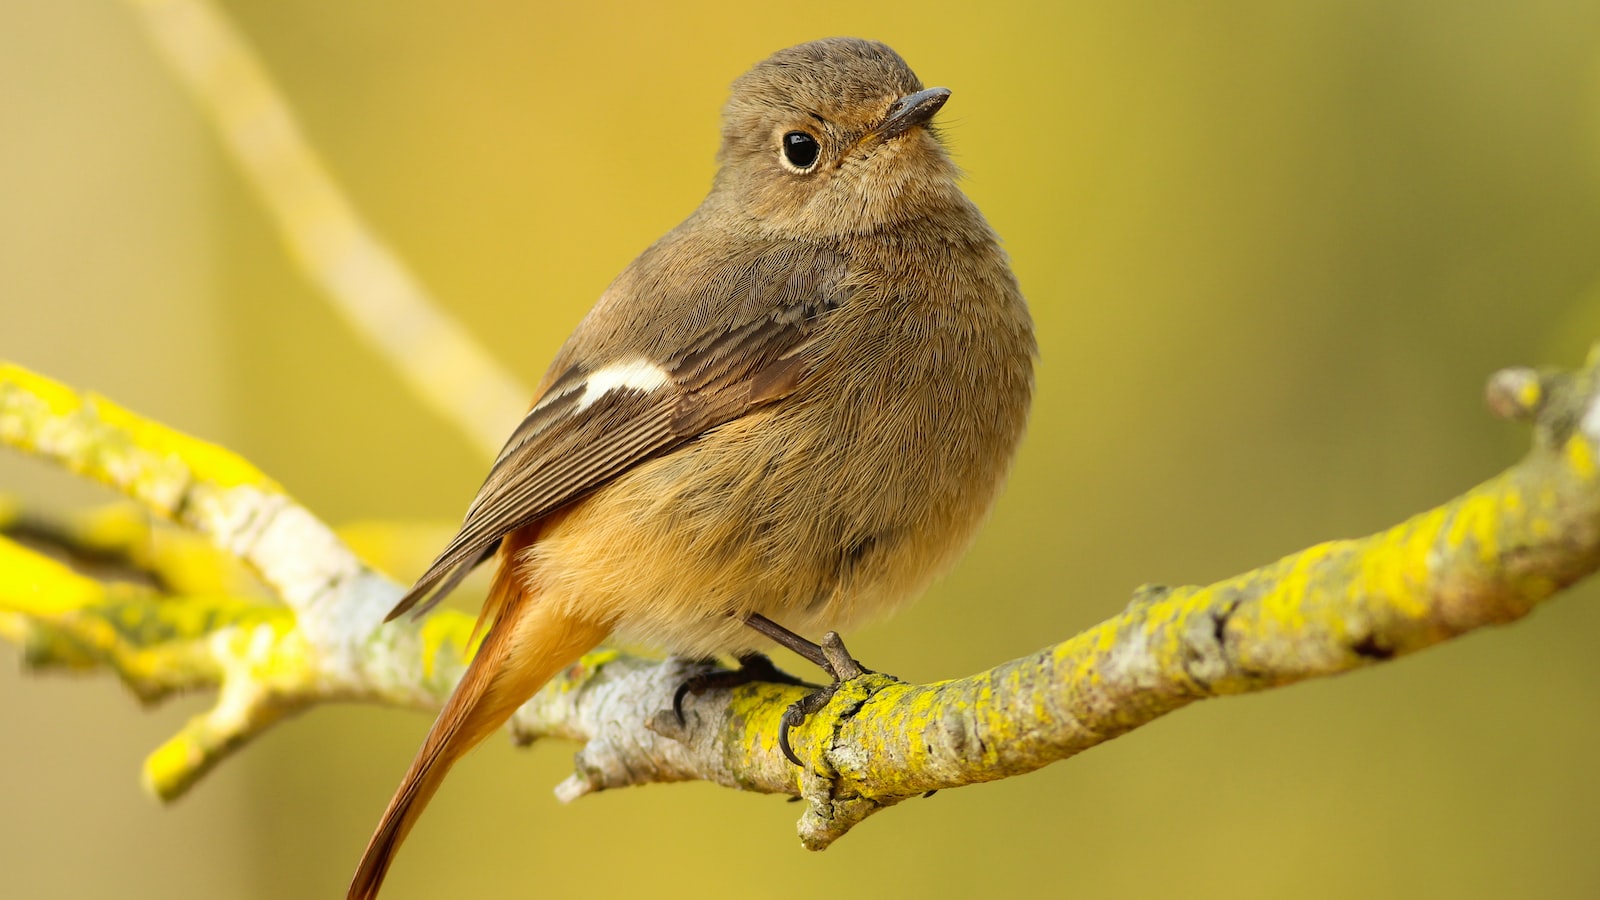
top-left (120, 0), bottom-right (530, 458)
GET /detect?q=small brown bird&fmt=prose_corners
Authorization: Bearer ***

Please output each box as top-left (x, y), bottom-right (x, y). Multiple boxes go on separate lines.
top-left (349, 37), bottom-right (1034, 898)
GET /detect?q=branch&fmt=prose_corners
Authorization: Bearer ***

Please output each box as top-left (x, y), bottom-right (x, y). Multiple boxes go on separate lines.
top-left (5, 349), bottom-right (1597, 849)
top-left (477, 359), bottom-right (1600, 846)
top-left (0, 362), bottom-right (474, 797)
top-left (120, 0), bottom-right (530, 458)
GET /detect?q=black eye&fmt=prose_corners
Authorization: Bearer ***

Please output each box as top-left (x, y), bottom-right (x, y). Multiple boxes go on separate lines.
top-left (782, 131), bottom-right (820, 170)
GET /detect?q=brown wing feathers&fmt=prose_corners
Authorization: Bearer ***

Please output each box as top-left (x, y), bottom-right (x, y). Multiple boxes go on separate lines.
top-left (386, 245), bottom-right (849, 622)
top-left (385, 390), bottom-right (682, 620)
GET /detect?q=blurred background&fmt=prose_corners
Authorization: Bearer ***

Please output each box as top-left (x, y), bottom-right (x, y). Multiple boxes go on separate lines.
top-left (4, 1), bottom-right (1600, 897)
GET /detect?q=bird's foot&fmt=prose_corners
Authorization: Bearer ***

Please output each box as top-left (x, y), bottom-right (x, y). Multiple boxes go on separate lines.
top-left (672, 652), bottom-right (816, 724)
top-left (777, 631), bottom-right (872, 767)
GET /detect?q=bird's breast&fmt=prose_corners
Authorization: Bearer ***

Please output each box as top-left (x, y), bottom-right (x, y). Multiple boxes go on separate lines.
top-left (525, 230), bottom-right (1034, 656)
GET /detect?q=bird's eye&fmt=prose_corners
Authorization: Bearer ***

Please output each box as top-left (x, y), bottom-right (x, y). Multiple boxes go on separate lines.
top-left (781, 131), bottom-right (820, 170)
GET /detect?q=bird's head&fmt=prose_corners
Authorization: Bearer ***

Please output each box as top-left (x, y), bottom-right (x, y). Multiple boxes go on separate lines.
top-left (712, 38), bottom-right (964, 239)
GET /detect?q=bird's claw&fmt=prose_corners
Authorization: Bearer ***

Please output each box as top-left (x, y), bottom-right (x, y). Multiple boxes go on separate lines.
top-left (776, 631), bottom-right (875, 767)
top-left (671, 652), bottom-right (814, 725)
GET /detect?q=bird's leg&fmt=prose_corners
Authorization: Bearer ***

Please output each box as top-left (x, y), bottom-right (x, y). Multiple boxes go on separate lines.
top-left (741, 612), bottom-right (835, 671)
top-left (671, 651), bottom-right (816, 724)
top-left (742, 614), bottom-right (874, 767)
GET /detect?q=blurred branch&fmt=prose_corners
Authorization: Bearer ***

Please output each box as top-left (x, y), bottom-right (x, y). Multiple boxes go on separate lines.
top-left (5, 351), bottom-right (1599, 849)
top-left (0, 363), bottom-right (391, 641)
top-left (2, 498), bottom-right (252, 593)
top-left (0, 362), bottom-right (473, 798)
top-left (121, 0), bottom-right (529, 459)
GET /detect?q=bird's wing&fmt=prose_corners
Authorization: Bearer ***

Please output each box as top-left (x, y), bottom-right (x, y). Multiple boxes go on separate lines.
top-left (386, 244), bottom-right (851, 620)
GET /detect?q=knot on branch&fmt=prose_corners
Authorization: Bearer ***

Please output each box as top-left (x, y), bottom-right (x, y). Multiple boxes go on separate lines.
top-left (1487, 346), bottom-right (1600, 465)
top-left (791, 671), bottom-right (908, 849)
top-left (1486, 366), bottom-right (1542, 423)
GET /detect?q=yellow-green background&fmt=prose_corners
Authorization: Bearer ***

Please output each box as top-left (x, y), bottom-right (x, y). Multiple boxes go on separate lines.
top-left (4, 1), bottom-right (1600, 897)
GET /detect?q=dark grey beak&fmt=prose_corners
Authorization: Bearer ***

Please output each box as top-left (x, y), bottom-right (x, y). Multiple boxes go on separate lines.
top-left (877, 87), bottom-right (952, 139)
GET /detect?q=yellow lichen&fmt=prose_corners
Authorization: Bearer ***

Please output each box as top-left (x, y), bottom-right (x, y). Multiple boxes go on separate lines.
top-left (0, 538), bottom-right (105, 615)
top-left (0, 363), bottom-right (81, 416)
top-left (93, 395), bottom-right (276, 491)
top-left (1360, 512), bottom-right (1439, 621)
top-left (1565, 435), bottom-right (1597, 481)
top-left (1445, 488), bottom-right (1503, 565)
top-left (1517, 377), bottom-right (1542, 411)
top-left (1257, 542), bottom-right (1338, 635)
top-left (416, 611), bottom-right (472, 682)
top-left (143, 733), bottom-right (200, 798)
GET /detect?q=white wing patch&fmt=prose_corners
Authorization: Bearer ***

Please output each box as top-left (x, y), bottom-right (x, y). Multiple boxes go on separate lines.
top-left (574, 358), bottom-right (671, 412)
top-left (493, 358), bottom-right (674, 470)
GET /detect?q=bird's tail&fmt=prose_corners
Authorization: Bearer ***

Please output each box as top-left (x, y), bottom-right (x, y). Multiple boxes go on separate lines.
top-left (348, 558), bottom-right (609, 899)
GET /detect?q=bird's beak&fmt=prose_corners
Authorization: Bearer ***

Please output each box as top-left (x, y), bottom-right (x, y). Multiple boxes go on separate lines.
top-left (875, 87), bottom-right (952, 139)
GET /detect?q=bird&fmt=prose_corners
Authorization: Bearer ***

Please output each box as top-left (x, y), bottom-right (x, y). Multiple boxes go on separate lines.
top-left (348, 36), bottom-right (1035, 899)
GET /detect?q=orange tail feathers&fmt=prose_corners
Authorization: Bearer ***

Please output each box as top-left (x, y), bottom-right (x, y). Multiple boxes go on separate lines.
top-left (348, 562), bottom-right (609, 900)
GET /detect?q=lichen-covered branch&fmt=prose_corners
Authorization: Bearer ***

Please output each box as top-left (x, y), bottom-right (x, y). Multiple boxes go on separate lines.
top-left (0, 362), bottom-right (395, 642)
top-left (1, 498), bottom-right (256, 595)
top-left (0, 363), bottom-right (479, 797)
top-left (494, 356), bottom-right (1600, 849)
top-left (3, 351), bottom-right (1598, 850)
